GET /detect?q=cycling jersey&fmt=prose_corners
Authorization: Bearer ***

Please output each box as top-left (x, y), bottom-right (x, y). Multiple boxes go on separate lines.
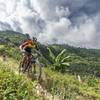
top-left (22, 39), bottom-right (35, 48)
top-left (20, 39), bottom-right (36, 53)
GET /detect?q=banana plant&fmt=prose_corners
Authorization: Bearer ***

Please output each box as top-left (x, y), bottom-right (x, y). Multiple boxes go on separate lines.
top-left (47, 47), bottom-right (70, 72)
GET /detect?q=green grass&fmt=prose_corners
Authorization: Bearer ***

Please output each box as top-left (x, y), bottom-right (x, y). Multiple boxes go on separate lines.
top-left (0, 58), bottom-right (41, 100)
top-left (0, 42), bottom-right (100, 100)
top-left (40, 68), bottom-right (100, 100)
top-left (0, 45), bottom-right (21, 61)
top-left (0, 57), bottom-right (100, 100)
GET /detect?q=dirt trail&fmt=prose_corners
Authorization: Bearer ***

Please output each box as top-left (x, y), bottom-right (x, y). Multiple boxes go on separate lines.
top-left (0, 57), bottom-right (60, 100)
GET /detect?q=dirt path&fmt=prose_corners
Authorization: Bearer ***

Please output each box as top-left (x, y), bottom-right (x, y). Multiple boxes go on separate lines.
top-left (0, 57), bottom-right (60, 100)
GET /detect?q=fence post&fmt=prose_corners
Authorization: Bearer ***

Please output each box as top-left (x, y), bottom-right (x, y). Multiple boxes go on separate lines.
top-left (77, 75), bottom-right (82, 83)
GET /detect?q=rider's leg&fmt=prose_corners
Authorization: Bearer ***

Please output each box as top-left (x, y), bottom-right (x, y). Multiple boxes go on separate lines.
top-left (20, 47), bottom-right (27, 68)
top-left (23, 47), bottom-right (31, 72)
top-left (23, 52), bottom-right (29, 72)
top-left (26, 54), bottom-right (32, 73)
top-left (22, 52), bottom-right (27, 68)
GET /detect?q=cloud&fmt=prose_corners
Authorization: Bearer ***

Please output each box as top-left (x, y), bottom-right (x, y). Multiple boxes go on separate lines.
top-left (0, 0), bottom-right (100, 48)
top-left (38, 15), bottom-right (97, 48)
top-left (56, 6), bottom-right (70, 18)
top-left (0, 21), bottom-right (12, 30)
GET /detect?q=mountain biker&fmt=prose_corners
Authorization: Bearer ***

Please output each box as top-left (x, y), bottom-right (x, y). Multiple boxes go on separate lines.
top-left (19, 36), bottom-right (42, 79)
top-left (19, 36), bottom-right (38, 69)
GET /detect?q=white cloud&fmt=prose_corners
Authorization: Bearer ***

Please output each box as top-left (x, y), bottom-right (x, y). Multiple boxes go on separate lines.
top-left (38, 15), bottom-right (97, 48)
top-left (56, 6), bottom-right (70, 18)
top-left (0, 0), bottom-right (100, 48)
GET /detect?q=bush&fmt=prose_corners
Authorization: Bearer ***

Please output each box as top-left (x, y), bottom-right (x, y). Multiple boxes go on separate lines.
top-left (47, 47), bottom-right (70, 72)
top-left (0, 45), bottom-right (21, 61)
top-left (0, 66), bottom-right (40, 100)
top-left (40, 68), bottom-right (100, 100)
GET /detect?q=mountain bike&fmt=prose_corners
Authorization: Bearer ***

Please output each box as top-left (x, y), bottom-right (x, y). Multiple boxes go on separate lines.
top-left (19, 53), bottom-right (36, 76)
top-left (19, 51), bottom-right (42, 79)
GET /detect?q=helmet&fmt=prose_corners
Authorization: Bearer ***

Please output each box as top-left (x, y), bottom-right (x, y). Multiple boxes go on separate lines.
top-left (32, 37), bottom-right (37, 42)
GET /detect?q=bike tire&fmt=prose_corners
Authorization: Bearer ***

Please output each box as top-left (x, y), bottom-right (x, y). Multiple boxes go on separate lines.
top-left (23, 57), bottom-right (32, 74)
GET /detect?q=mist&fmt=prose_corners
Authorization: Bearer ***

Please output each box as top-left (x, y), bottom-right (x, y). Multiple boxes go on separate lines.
top-left (0, 0), bottom-right (100, 48)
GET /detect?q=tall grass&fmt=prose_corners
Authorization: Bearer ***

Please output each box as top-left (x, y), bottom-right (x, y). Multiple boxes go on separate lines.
top-left (40, 68), bottom-right (100, 100)
top-left (0, 58), bottom-right (40, 100)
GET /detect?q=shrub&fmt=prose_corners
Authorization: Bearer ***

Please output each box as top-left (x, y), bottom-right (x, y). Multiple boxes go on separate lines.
top-left (47, 47), bottom-right (70, 72)
top-left (40, 68), bottom-right (100, 100)
top-left (0, 65), bottom-right (40, 100)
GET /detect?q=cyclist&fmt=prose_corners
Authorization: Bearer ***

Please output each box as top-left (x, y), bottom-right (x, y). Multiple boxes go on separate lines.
top-left (19, 36), bottom-right (38, 71)
top-left (20, 37), bottom-right (37, 53)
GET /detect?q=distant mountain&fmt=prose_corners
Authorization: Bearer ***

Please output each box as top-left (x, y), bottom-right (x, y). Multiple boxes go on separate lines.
top-left (0, 30), bottom-right (100, 59)
top-left (39, 44), bottom-right (100, 76)
top-left (1, 30), bottom-right (22, 34)
top-left (0, 30), bottom-right (27, 46)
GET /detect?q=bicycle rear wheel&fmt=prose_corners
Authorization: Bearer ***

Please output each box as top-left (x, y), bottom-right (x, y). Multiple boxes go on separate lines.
top-left (19, 56), bottom-right (28, 74)
top-left (23, 56), bottom-right (32, 74)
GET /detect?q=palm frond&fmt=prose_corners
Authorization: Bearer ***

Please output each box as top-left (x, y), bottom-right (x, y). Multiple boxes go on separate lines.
top-left (62, 62), bottom-right (70, 66)
top-left (61, 56), bottom-right (70, 63)
top-left (47, 47), bottom-right (55, 62)
top-left (55, 49), bottom-right (66, 63)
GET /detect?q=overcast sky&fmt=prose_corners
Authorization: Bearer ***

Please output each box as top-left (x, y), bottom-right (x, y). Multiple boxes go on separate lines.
top-left (0, 0), bottom-right (100, 48)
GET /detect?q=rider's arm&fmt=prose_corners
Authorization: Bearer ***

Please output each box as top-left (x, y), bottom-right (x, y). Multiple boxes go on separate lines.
top-left (33, 43), bottom-right (42, 56)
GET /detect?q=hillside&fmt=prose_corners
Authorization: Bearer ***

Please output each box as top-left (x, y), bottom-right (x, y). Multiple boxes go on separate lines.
top-left (1, 30), bottom-right (100, 57)
top-left (0, 58), bottom-right (41, 100)
top-left (39, 45), bottom-right (100, 77)
top-left (0, 31), bottom-right (100, 99)
top-left (0, 31), bottom-right (100, 76)
top-left (0, 30), bottom-right (27, 46)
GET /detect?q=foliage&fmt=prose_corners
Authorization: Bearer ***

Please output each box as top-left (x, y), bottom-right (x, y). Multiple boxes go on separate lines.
top-left (0, 31), bottom-right (27, 46)
top-left (41, 68), bottom-right (100, 100)
top-left (0, 31), bottom-right (100, 100)
top-left (46, 45), bottom-right (100, 76)
top-left (0, 45), bottom-right (21, 61)
top-left (0, 63), bottom-right (40, 100)
top-left (0, 31), bottom-right (100, 77)
top-left (47, 47), bottom-right (70, 72)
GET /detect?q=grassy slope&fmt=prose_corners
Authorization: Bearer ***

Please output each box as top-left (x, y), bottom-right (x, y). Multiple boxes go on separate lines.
top-left (0, 31), bottom-right (100, 99)
top-left (1, 30), bottom-right (100, 72)
top-left (0, 53), bottom-right (57, 100)
top-left (0, 55), bottom-right (100, 100)
top-left (0, 57), bottom-right (41, 100)
top-left (42, 68), bottom-right (100, 99)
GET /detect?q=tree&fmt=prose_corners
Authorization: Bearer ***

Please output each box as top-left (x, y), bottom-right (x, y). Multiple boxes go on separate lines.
top-left (47, 47), bottom-right (70, 72)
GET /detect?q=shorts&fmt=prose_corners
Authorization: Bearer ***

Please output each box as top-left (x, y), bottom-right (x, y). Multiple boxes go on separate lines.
top-left (24, 47), bottom-right (32, 54)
